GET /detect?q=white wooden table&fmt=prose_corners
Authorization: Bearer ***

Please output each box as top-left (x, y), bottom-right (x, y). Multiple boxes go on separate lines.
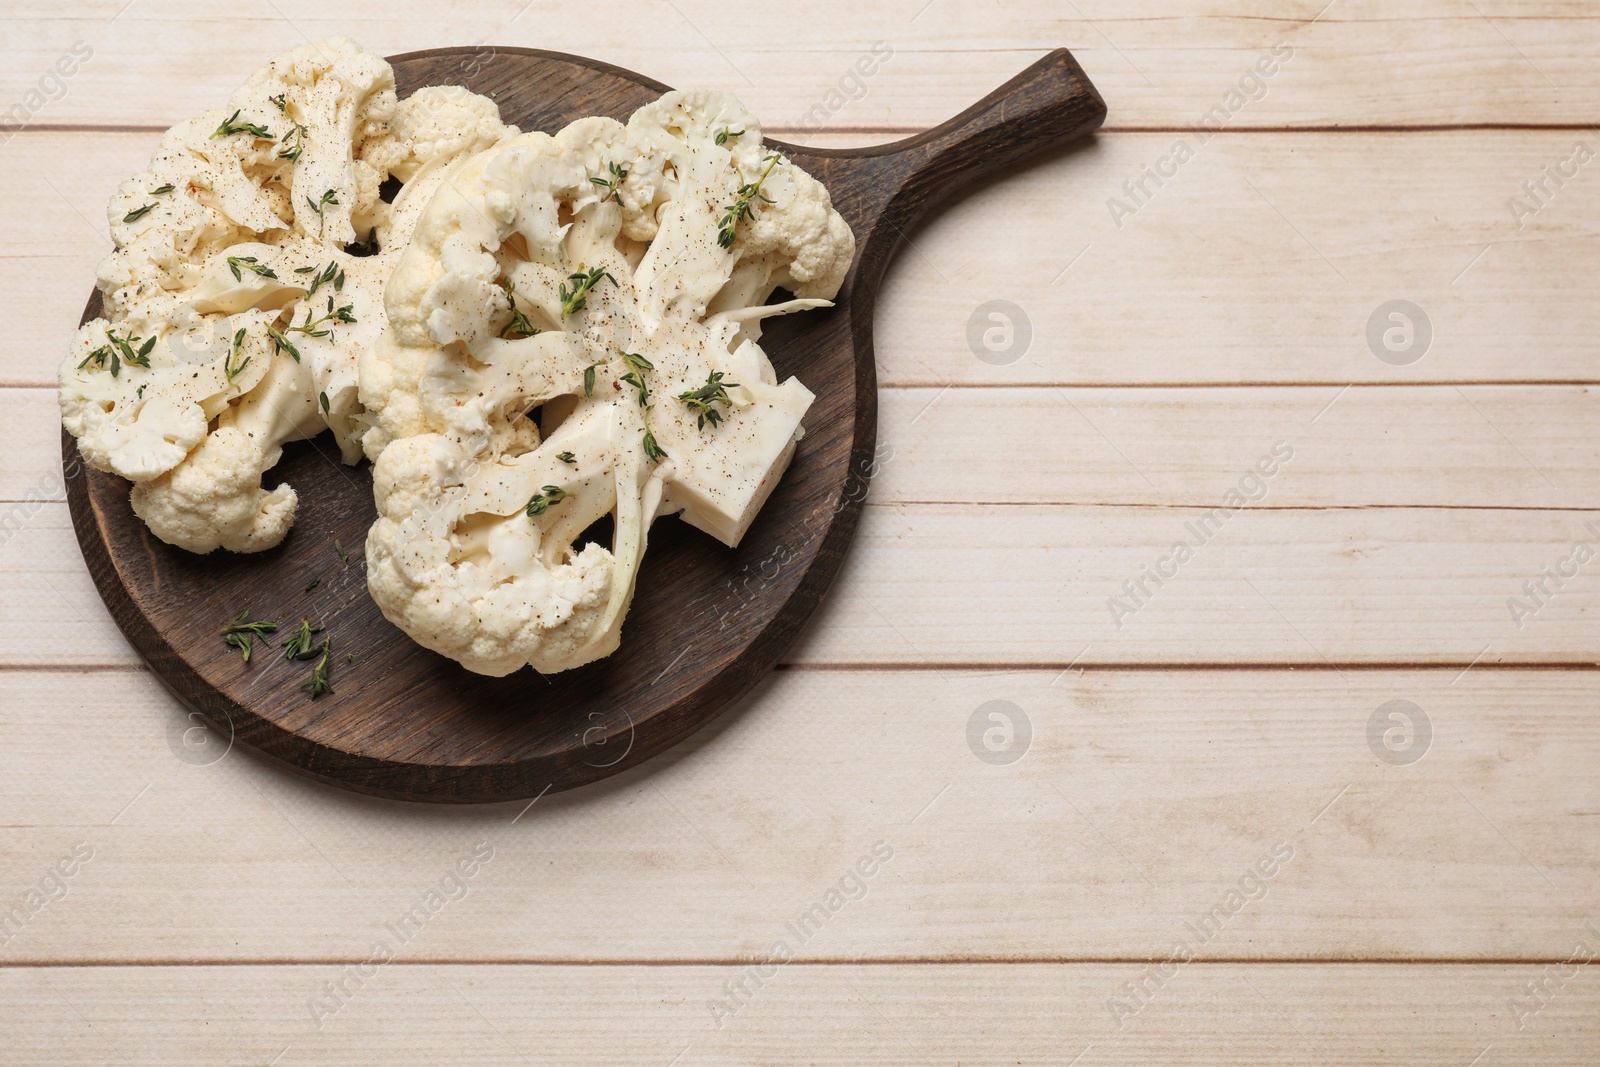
top-left (3, 2), bottom-right (1598, 1063)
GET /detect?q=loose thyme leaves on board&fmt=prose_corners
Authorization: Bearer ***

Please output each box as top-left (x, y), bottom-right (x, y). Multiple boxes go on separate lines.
top-left (303, 577), bottom-right (321, 594)
top-left (220, 610), bottom-right (277, 664)
top-left (335, 540), bottom-right (350, 564)
top-left (281, 617), bottom-right (325, 661)
top-left (302, 639), bottom-right (333, 698)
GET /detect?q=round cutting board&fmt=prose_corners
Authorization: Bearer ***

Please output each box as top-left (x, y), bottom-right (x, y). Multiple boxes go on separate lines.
top-left (65, 46), bottom-right (1105, 802)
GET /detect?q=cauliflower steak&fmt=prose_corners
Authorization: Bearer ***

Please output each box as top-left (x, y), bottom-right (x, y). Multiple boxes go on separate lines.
top-left (362, 90), bottom-right (855, 675)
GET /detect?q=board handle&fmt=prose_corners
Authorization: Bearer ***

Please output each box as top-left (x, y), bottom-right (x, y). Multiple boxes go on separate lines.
top-left (787, 48), bottom-right (1106, 242)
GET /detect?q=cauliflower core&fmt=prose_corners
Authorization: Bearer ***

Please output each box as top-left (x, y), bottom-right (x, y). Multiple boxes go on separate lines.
top-left (362, 90), bottom-right (855, 676)
top-left (59, 37), bottom-right (516, 553)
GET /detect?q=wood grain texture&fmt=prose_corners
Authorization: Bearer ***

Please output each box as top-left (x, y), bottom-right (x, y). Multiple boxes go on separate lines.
top-left (10, 384), bottom-right (1600, 508)
top-left (9, 130), bottom-right (1599, 388)
top-left (5, 3), bottom-right (1599, 1061)
top-left (2, 962), bottom-right (1596, 1066)
top-left (2, 668), bottom-right (1596, 964)
top-left (4, 0), bottom-right (1600, 128)
top-left (61, 48), bottom-right (1107, 802)
top-left (16, 500), bottom-right (1600, 668)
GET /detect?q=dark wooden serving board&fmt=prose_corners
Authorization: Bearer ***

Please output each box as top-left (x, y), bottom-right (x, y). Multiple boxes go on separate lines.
top-left (65, 47), bottom-right (1105, 802)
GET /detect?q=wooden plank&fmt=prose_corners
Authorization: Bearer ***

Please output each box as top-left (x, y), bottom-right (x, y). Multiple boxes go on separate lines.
top-left (2, 667), bottom-right (1596, 962)
top-left (5, 131), bottom-right (1597, 386)
top-left (1, 962), bottom-right (1595, 1065)
top-left (6, 501), bottom-right (1600, 667)
top-left (3, 1), bottom-right (1600, 128)
top-left (11, 383), bottom-right (1600, 508)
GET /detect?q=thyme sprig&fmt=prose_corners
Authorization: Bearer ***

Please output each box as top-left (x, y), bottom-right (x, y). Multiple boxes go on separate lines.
top-left (619, 370), bottom-right (650, 408)
top-left (220, 610), bottom-right (277, 663)
top-left (583, 362), bottom-right (602, 397)
top-left (306, 188), bottom-right (338, 236)
top-left (212, 109), bottom-right (272, 140)
top-left (224, 328), bottom-right (250, 382)
top-left (642, 427), bottom-right (667, 461)
top-left (499, 285), bottom-right (539, 339)
top-left (80, 329), bottom-right (156, 377)
top-left (228, 255), bottom-right (278, 282)
top-left (524, 485), bottom-right (568, 517)
top-left (286, 296), bottom-right (357, 339)
top-left (556, 451), bottom-right (576, 464)
top-left (123, 203), bottom-right (156, 224)
top-left (676, 370), bottom-right (739, 430)
top-left (302, 638), bottom-right (333, 698)
top-left (278, 121), bottom-right (308, 163)
top-left (589, 161), bottom-right (628, 202)
top-left (297, 260), bottom-right (344, 300)
top-left (714, 128), bottom-right (744, 146)
top-left (281, 617), bottom-right (325, 661)
top-left (151, 184), bottom-right (176, 195)
top-left (559, 266), bottom-right (615, 316)
top-left (717, 153), bottom-right (780, 249)
top-left (267, 326), bottom-right (300, 363)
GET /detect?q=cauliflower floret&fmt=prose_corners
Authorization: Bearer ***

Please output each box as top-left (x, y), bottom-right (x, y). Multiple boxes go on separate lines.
top-left (61, 37), bottom-right (516, 554)
top-left (361, 89), bottom-right (855, 675)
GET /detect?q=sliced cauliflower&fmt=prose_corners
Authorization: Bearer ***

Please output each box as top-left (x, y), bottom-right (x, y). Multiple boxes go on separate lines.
top-left (362, 89), bottom-right (855, 676)
top-left (60, 37), bottom-right (517, 554)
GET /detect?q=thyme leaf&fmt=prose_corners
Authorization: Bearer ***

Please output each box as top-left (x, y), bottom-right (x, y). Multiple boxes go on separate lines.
top-left (227, 255), bottom-right (278, 282)
top-left (676, 370), bottom-right (739, 431)
top-left (524, 485), bottom-right (568, 517)
top-left (717, 153), bottom-right (780, 249)
top-left (559, 265), bottom-right (615, 317)
top-left (212, 109), bottom-right (272, 140)
top-left (281, 617), bottom-right (325, 661)
top-left (220, 610), bottom-right (277, 663)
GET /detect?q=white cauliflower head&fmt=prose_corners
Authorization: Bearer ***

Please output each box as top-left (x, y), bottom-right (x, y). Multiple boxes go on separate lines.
top-left (60, 37), bottom-right (517, 554)
top-left (361, 89), bottom-right (855, 676)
